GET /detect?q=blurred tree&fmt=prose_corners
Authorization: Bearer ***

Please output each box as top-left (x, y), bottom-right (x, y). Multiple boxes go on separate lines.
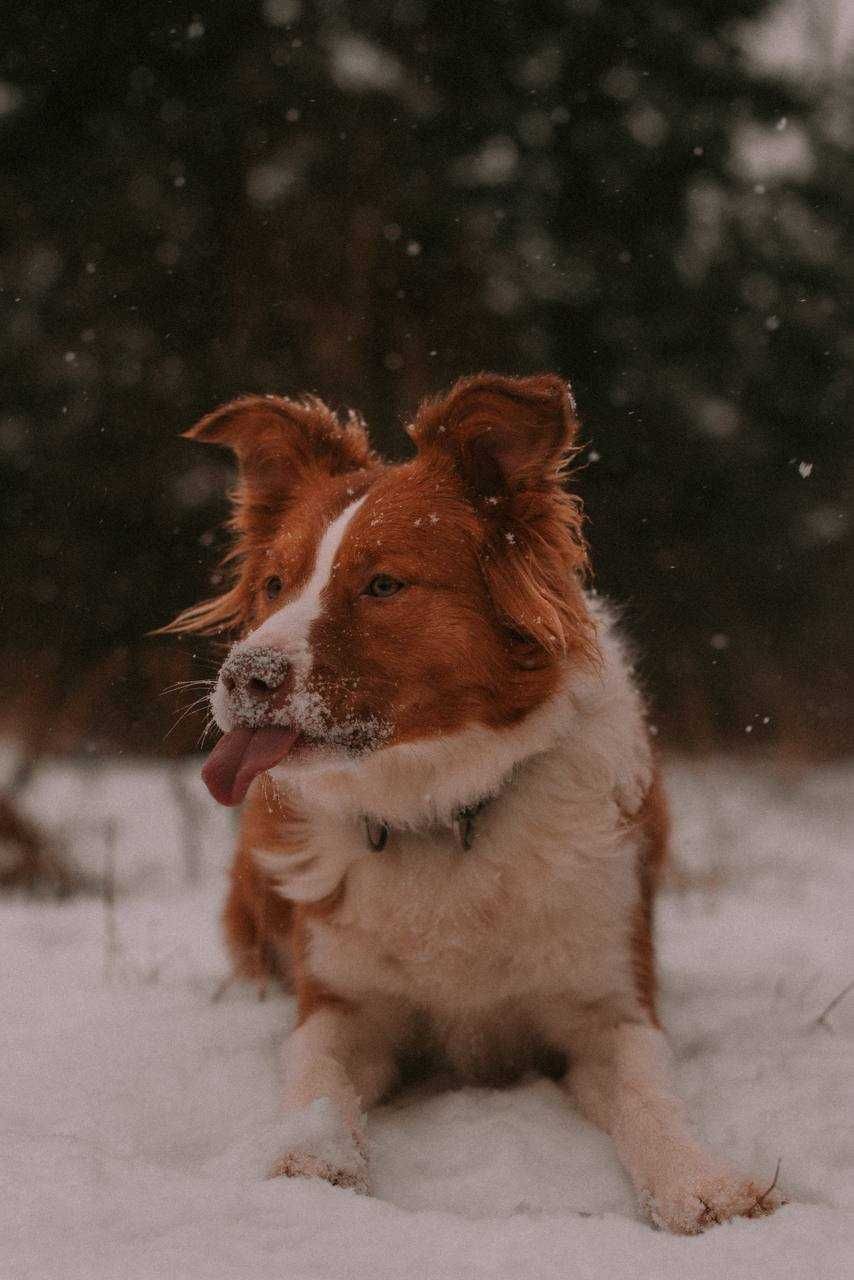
top-left (0, 0), bottom-right (850, 756)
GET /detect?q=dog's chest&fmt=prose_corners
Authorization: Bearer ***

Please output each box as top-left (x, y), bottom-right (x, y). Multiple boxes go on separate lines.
top-left (306, 796), bottom-right (639, 1015)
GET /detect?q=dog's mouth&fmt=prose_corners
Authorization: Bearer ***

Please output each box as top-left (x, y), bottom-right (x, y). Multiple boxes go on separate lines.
top-left (201, 697), bottom-right (394, 806)
top-left (201, 725), bottom-right (305, 806)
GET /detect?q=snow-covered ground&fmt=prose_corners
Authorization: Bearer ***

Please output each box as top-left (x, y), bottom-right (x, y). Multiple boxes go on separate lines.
top-left (2, 754), bottom-right (852, 1279)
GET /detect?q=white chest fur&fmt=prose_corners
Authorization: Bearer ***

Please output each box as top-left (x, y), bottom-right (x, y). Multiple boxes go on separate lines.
top-left (306, 744), bottom-right (645, 1020)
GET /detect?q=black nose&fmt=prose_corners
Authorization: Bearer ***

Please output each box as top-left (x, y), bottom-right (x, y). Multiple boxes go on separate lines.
top-left (220, 648), bottom-right (292, 702)
top-left (248, 674), bottom-right (280, 695)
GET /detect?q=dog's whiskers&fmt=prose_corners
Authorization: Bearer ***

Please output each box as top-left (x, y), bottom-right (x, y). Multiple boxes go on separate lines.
top-left (165, 694), bottom-right (214, 741)
top-left (198, 715), bottom-right (219, 748)
top-left (161, 678), bottom-right (215, 698)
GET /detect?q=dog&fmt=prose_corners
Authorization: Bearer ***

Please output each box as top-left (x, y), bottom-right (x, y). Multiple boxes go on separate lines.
top-left (167, 373), bottom-right (782, 1232)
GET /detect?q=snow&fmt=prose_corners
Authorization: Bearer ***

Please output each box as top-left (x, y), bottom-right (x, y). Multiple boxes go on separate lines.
top-left (2, 754), bottom-right (852, 1279)
top-left (328, 34), bottom-right (404, 95)
top-left (453, 136), bottom-right (521, 187)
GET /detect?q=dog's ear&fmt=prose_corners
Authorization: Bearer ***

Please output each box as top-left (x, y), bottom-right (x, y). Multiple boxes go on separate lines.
top-left (410, 372), bottom-right (578, 499)
top-left (412, 373), bottom-right (593, 662)
top-left (186, 394), bottom-right (373, 502)
top-left (159, 395), bottom-right (374, 637)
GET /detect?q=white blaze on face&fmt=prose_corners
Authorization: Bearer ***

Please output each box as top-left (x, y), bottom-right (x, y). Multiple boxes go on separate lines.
top-left (247, 494), bottom-right (367, 669)
top-left (211, 496), bottom-right (366, 731)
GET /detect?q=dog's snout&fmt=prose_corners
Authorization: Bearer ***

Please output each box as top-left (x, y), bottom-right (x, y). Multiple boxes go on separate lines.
top-left (220, 647), bottom-right (294, 711)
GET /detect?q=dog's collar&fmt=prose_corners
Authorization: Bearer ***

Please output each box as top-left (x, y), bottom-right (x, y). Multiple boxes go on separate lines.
top-left (364, 796), bottom-right (490, 853)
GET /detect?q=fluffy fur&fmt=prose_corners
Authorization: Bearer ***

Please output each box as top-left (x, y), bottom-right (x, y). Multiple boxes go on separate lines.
top-left (167, 373), bottom-right (782, 1233)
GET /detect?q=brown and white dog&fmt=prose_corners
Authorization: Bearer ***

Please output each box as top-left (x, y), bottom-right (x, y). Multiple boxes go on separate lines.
top-left (169, 373), bottom-right (781, 1233)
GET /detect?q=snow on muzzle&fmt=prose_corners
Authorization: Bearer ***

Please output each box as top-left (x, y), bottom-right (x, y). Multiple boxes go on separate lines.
top-left (201, 725), bottom-right (302, 806)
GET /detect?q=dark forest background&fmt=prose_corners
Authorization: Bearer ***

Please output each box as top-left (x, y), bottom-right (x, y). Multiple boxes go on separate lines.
top-left (0, 0), bottom-right (851, 781)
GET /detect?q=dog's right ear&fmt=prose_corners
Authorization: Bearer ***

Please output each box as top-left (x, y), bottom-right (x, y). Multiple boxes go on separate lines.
top-left (186, 394), bottom-right (374, 506)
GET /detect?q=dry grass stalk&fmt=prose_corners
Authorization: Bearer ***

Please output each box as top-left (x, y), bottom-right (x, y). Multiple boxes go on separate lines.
top-left (815, 979), bottom-right (854, 1032)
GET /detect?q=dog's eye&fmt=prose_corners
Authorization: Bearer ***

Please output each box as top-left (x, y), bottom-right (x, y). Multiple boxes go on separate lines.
top-left (366, 575), bottom-right (404, 599)
top-left (264, 575), bottom-right (283, 600)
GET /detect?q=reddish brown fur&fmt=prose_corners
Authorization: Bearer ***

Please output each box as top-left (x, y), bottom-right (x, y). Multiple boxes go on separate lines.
top-left (223, 784), bottom-right (300, 987)
top-left (626, 762), bottom-right (669, 1022)
top-left (413, 374), bottom-right (593, 664)
top-left (299, 457), bottom-right (581, 743)
top-left (228, 784), bottom-right (356, 1022)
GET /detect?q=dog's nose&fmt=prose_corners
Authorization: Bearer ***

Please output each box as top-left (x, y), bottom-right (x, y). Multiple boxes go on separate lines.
top-left (220, 648), bottom-right (293, 708)
top-left (248, 674), bottom-right (280, 695)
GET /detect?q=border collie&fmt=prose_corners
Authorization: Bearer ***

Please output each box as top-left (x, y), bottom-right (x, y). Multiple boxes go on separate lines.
top-left (167, 373), bottom-right (781, 1232)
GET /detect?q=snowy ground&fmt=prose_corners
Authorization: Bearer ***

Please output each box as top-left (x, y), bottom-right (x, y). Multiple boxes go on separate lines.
top-left (1, 754), bottom-right (852, 1280)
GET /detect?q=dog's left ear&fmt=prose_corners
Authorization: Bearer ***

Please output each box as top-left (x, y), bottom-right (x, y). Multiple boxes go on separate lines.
top-left (410, 372), bottom-right (578, 498)
top-left (412, 373), bottom-right (593, 662)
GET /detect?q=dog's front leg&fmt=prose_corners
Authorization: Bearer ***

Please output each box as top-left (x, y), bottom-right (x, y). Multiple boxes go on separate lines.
top-left (566, 1021), bottom-right (782, 1233)
top-left (270, 1002), bottom-right (397, 1193)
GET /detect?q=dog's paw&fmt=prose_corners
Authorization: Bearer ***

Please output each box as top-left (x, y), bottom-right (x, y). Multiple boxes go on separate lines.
top-left (641, 1167), bottom-right (784, 1235)
top-left (266, 1098), bottom-right (369, 1194)
top-left (269, 1148), bottom-right (368, 1193)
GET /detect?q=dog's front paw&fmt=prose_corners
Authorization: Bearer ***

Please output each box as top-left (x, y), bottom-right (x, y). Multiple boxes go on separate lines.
top-left (269, 1148), bottom-right (368, 1193)
top-left (641, 1165), bottom-right (784, 1234)
top-left (266, 1098), bottom-right (369, 1194)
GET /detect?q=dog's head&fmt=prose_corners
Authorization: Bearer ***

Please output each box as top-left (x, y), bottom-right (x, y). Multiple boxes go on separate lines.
top-left (168, 374), bottom-right (597, 822)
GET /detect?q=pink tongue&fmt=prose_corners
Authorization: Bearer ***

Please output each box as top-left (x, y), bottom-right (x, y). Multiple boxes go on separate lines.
top-left (201, 726), bottom-right (301, 806)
